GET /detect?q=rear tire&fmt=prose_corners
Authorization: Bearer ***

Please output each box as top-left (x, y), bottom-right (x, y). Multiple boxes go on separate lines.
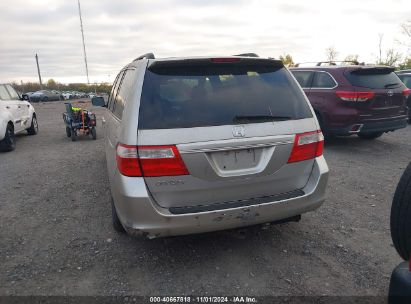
top-left (27, 115), bottom-right (38, 135)
top-left (390, 162), bottom-right (411, 261)
top-left (91, 127), bottom-right (97, 140)
top-left (357, 132), bottom-right (383, 140)
top-left (0, 124), bottom-right (16, 152)
top-left (71, 130), bottom-right (77, 141)
top-left (112, 198), bottom-right (125, 233)
top-left (66, 127), bottom-right (71, 138)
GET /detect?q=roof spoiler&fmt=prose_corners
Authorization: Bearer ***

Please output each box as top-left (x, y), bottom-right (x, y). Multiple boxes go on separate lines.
top-left (293, 60), bottom-right (363, 67)
top-left (350, 66), bottom-right (395, 75)
top-left (233, 53), bottom-right (259, 58)
top-left (133, 53), bottom-right (155, 61)
top-left (149, 57), bottom-right (283, 71)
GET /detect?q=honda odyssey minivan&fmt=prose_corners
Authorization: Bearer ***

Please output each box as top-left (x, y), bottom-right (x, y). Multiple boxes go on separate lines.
top-left (93, 53), bottom-right (329, 238)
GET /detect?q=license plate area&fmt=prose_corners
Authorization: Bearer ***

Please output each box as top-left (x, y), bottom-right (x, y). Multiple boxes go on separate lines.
top-left (209, 148), bottom-right (262, 172)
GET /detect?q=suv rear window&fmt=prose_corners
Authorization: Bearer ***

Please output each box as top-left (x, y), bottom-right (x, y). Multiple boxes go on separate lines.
top-left (138, 64), bottom-right (312, 129)
top-left (398, 75), bottom-right (411, 88)
top-left (345, 68), bottom-right (402, 89)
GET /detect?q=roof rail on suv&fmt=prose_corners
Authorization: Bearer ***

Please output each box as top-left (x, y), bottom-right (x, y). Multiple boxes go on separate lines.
top-left (293, 60), bottom-right (361, 67)
top-left (397, 69), bottom-right (411, 74)
top-left (133, 53), bottom-right (155, 61)
top-left (234, 53), bottom-right (259, 57)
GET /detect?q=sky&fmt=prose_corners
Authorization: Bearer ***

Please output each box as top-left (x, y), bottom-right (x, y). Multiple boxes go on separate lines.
top-left (0, 0), bottom-right (410, 84)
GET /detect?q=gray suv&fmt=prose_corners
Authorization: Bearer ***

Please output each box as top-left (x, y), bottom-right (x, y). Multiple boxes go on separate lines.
top-left (93, 53), bottom-right (329, 238)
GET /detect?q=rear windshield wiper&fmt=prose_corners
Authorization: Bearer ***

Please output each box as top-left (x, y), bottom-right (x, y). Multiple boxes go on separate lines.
top-left (384, 83), bottom-right (401, 88)
top-left (233, 115), bottom-right (292, 123)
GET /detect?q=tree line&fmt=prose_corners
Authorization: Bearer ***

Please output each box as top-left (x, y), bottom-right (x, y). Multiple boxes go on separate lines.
top-left (280, 20), bottom-right (411, 69)
top-left (12, 78), bottom-right (112, 95)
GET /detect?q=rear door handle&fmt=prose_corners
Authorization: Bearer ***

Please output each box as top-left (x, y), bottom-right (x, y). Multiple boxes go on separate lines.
top-left (18, 106), bottom-right (21, 108)
top-left (6, 106), bottom-right (10, 109)
top-left (102, 118), bottom-right (106, 124)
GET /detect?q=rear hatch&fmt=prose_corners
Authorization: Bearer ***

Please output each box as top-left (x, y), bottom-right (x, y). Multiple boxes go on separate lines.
top-left (343, 67), bottom-right (408, 119)
top-left (135, 58), bottom-right (320, 211)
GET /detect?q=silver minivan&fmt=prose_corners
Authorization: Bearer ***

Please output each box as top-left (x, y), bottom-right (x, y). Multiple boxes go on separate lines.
top-left (93, 53), bottom-right (329, 238)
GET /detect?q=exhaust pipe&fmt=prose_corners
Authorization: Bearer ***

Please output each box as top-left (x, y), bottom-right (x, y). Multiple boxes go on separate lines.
top-left (349, 124), bottom-right (363, 133)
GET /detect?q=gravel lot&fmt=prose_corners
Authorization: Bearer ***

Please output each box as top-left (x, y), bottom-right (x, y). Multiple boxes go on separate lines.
top-left (0, 101), bottom-right (410, 297)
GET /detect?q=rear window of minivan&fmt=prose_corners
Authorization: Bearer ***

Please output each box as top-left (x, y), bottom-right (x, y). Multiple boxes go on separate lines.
top-left (138, 64), bottom-right (312, 129)
top-left (345, 68), bottom-right (402, 89)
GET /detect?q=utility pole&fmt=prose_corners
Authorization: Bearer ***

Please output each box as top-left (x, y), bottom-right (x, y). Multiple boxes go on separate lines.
top-left (77, 0), bottom-right (89, 84)
top-left (35, 53), bottom-right (43, 89)
top-left (378, 33), bottom-right (383, 64)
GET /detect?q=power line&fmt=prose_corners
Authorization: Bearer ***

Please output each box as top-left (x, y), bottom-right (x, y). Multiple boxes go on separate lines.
top-left (77, 0), bottom-right (89, 84)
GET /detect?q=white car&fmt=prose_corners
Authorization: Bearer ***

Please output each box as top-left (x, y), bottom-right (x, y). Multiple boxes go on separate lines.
top-left (0, 84), bottom-right (38, 152)
top-left (62, 92), bottom-right (72, 100)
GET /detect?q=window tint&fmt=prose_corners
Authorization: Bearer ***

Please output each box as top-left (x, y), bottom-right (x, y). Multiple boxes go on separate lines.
top-left (139, 66), bottom-right (312, 129)
top-left (290, 71), bottom-right (313, 88)
top-left (108, 71), bottom-right (124, 112)
top-left (5, 85), bottom-right (20, 100)
top-left (346, 69), bottom-right (402, 89)
top-left (113, 69), bottom-right (136, 119)
top-left (312, 72), bottom-right (336, 88)
top-left (399, 75), bottom-right (411, 88)
top-left (0, 85), bottom-right (11, 100)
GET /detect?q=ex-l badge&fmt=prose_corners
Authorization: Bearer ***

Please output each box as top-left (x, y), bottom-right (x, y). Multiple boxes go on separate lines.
top-left (232, 125), bottom-right (246, 137)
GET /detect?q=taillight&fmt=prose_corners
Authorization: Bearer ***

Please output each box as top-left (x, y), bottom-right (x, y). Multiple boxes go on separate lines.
top-left (116, 144), bottom-right (189, 177)
top-left (336, 91), bottom-right (375, 102)
top-left (403, 88), bottom-right (411, 97)
top-left (287, 131), bottom-right (324, 163)
top-left (116, 144), bottom-right (141, 177)
top-left (138, 145), bottom-right (189, 177)
top-left (210, 58), bottom-right (241, 63)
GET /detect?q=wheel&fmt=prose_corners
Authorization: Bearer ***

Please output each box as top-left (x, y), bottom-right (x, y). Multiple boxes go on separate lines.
top-left (0, 123), bottom-right (16, 152)
top-left (390, 162), bottom-right (411, 261)
top-left (357, 132), bottom-right (383, 140)
top-left (65, 127), bottom-right (71, 138)
top-left (27, 115), bottom-right (38, 135)
top-left (112, 198), bottom-right (125, 233)
top-left (91, 127), bottom-right (97, 140)
top-left (71, 130), bottom-right (77, 141)
top-left (43, 96), bottom-right (49, 102)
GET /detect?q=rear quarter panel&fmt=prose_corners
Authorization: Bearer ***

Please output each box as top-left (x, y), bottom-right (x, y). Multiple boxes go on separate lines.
top-left (315, 69), bottom-right (360, 129)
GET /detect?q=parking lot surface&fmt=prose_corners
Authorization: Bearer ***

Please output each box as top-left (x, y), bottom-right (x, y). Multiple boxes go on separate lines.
top-left (1, 101), bottom-right (410, 296)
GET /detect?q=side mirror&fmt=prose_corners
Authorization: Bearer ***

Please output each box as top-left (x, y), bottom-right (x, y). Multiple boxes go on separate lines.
top-left (91, 96), bottom-right (106, 107)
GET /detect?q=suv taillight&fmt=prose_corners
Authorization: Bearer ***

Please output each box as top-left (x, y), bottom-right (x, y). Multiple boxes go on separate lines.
top-left (403, 88), bottom-right (411, 97)
top-left (288, 131), bottom-right (324, 163)
top-left (116, 144), bottom-right (189, 177)
top-left (336, 91), bottom-right (375, 102)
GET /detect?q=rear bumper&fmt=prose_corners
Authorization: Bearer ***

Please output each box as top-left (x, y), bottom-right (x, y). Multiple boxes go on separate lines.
top-left (329, 116), bottom-right (408, 135)
top-left (389, 262), bottom-right (411, 302)
top-left (112, 156), bottom-right (329, 238)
